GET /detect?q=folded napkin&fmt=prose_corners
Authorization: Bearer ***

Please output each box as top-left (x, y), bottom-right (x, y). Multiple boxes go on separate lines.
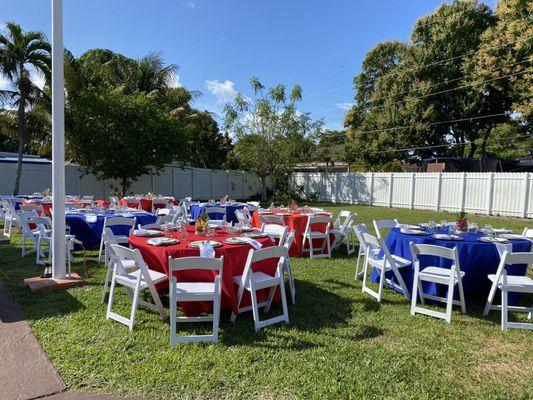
top-left (85, 214), bottom-right (97, 223)
top-left (200, 241), bottom-right (215, 258)
top-left (241, 237), bottom-right (262, 249)
top-left (494, 242), bottom-right (513, 258)
top-left (396, 224), bottom-right (412, 233)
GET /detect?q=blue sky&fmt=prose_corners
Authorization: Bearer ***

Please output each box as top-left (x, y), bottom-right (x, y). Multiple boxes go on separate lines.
top-left (2, 0), bottom-right (497, 130)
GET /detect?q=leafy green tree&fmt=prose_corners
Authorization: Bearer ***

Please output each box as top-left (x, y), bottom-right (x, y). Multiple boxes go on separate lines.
top-left (67, 87), bottom-right (186, 195)
top-left (0, 22), bottom-right (50, 195)
top-left (472, 0), bottom-right (532, 122)
top-left (224, 77), bottom-right (323, 200)
top-left (314, 130), bottom-right (347, 172)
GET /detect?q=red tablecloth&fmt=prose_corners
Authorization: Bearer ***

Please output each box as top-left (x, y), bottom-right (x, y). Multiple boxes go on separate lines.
top-left (129, 226), bottom-right (278, 316)
top-left (22, 200), bottom-right (52, 218)
top-left (120, 198), bottom-right (177, 212)
top-left (251, 210), bottom-right (333, 257)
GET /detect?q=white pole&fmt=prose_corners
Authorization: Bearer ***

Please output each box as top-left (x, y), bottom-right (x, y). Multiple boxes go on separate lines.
top-left (51, 0), bottom-right (66, 279)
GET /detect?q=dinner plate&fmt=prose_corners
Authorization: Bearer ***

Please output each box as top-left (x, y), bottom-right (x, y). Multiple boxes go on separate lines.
top-left (188, 240), bottom-right (222, 248)
top-left (401, 229), bottom-right (428, 235)
top-left (433, 234), bottom-right (463, 241)
top-left (224, 237), bottom-right (252, 245)
top-left (133, 229), bottom-right (163, 237)
top-left (478, 236), bottom-right (509, 244)
top-left (246, 232), bottom-right (268, 238)
top-left (147, 237), bottom-right (179, 246)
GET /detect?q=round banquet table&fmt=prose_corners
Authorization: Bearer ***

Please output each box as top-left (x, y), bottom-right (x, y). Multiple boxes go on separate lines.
top-left (120, 198), bottom-right (177, 212)
top-left (189, 203), bottom-right (246, 224)
top-left (129, 226), bottom-right (279, 316)
top-left (251, 210), bottom-right (333, 257)
top-left (66, 211), bottom-right (156, 249)
top-left (373, 227), bottom-right (532, 302)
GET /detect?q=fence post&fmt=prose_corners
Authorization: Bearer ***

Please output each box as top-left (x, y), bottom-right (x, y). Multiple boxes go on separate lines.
top-left (522, 173), bottom-right (529, 218)
top-left (388, 173), bottom-right (393, 208)
top-left (305, 172), bottom-right (310, 199)
top-left (190, 168), bottom-right (194, 199)
top-left (242, 170), bottom-right (245, 200)
top-left (436, 173), bottom-right (442, 211)
top-left (369, 172), bottom-right (374, 206)
top-left (410, 172), bottom-right (415, 209)
top-left (171, 167), bottom-right (175, 198)
top-left (352, 173), bottom-right (356, 205)
top-left (333, 174), bottom-right (338, 204)
top-left (460, 172), bottom-right (467, 212)
top-left (486, 172), bottom-right (494, 216)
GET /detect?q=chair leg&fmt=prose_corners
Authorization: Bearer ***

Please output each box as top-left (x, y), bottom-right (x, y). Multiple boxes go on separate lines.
top-left (457, 275), bottom-right (466, 314)
top-left (230, 283), bottom-right (245, 323)
top-left (361, 258), bottom-right (370, 293)
top-left (377, 268), bottom-right (385, 303)
top-left (264, 286), bottom-right (276, 313)
top-left (250, 286), bottom-right (261, 332)
top-left (129, 284), bottom-right (141, 331)
top-left (106, 274), bottom-right (118, 320)
top-left (212, 279), bottom-right (221, 342)
top-left (170, 283), bottom-right (177, 347)
top-left (101, 259), bottom-right (113, 304)
top-left (501, 286), bottom-right (508, 331)
top-left (278, 278), bottom-right (290, 324)
top-left (445, 272), bottom-right (455, 323)
top-left (411, 269), bottom-right (419, 316)
top-left (285, 261), bottom-right (296, 304)
top-left (355, 252), bottom-right (362, 280)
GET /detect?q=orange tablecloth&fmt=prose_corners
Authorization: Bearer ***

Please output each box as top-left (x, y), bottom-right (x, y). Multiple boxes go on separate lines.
top-left (129, 226), bottom-right (278, 316)
top-left (251, 210), bottom-right (333, 257)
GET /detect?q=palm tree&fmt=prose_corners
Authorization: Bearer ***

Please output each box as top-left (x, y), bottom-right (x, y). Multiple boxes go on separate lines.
top-left (0, 22), bottom-right (50, 195)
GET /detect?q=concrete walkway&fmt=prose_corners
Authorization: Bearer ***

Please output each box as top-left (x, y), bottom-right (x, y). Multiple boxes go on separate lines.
top-left (0, 281), bottom-right (141, 400)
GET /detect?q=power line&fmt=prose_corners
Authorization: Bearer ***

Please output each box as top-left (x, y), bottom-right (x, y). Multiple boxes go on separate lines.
top-left (305, 33), bottom-right (532, 99)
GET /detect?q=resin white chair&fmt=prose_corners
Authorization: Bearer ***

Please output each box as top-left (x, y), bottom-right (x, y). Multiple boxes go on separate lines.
top-left (106, 244), bottom-right (167, 331)
top-left (330, 211), bottom-right (356, 255)
top-left (353, 223), bottom-right (378, 280)
top-left (373, 219), bottom-right (399, 239)
top-left (124, 197), bottom-right (141, 210)
top-left (168, 256), bottom-right (224, 344)
top-left (301, 215), bottom-right (332, 259)
top-left (230, 246), bottom-right (289, 331)
top-left (521, 227), bottom-right (533, 241)
top-left (483, 251), bottom-right (533, 330)
top-left (361, 233), bottom-right (411, 302)
top-left (98, 216), bottom-right (136, 261)
top-left (281, 230), bottom-right (296, 304)
top-left (152, 198), bottom-right (168, 214)
top-left (20, 204), bottom-right (45, 216)
top-left (205, 206), bottom-right (226, 224)
top-left (2, 200), bottom-right (20, 238)
top-left (235, 208), bottom-right (252, 227)
top-left (409, 243), bottom-right (466, 323)
top-left (260, 223), bottom-right (288, 245)
top-left (139, 214), bottom-right (174, 230)
top-left (100, 228), bottom-right (136, 303)
top-left (19, 211), bottom-right (40, 257)
top-left (259, 214), bottom-right (285, 226)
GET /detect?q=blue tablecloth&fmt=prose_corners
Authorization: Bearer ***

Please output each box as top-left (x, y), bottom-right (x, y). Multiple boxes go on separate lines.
top-left (189, 203), bottom-right (246, 224)
top-left (371, 228), bottom-right (531, 302)
top-left (66, 212), bottom-right (156, 249)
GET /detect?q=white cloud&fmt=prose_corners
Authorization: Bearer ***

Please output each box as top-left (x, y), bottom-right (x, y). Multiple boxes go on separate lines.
top-left (336, 102), bottom-right (353, 111)
top-left (205, 79), bottom-right (237, 103)
top-left (170, 72), bottom-right (182, 88)
top-left (0, 74), bottom-right (11, 91)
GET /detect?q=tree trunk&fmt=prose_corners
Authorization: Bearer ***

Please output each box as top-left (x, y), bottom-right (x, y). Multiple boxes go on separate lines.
top-left (480, 126), bottom-right (492, 159)
top-left (120, 178), bottom-right (131, 197)
top-left (13, 100), bottom-right (26, 196)
top-left (260, 176), bottom-right (267, 202)
top-left (467, 142), bottom-right (477, 158)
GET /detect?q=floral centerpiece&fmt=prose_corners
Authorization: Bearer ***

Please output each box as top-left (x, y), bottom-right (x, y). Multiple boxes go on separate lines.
top-left (195, 211), bottom-right (209, 236)
top-left (455, 211), bottom-right (468, 233)
top-left (289, 199), bottom-right (297, 212)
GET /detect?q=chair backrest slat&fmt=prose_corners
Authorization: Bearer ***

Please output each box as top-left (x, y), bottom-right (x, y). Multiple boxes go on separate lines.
top-left (168, 256), bottom-right (223, 273)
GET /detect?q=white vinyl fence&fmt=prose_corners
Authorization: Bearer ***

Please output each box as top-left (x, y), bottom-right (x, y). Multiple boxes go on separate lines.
top-left (291, 172), bottom-right (533, 218)
top-left (0, 162), bottom-right (269, 200)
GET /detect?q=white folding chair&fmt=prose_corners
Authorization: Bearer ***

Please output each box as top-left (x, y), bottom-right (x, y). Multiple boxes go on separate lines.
top-left (168, 256), bottom-right (224, 344)
top-left (361, 233), bottom-right (411, 302)
top-left (20, 204), bottom-right (45, 216)
top-left (483, 251), bottom-right (533, 330)
top-left (100, 228), bottom-right (137, 303)
top-left (98, 216), bottom-right (136, 261)
top-left (373, 219), bottom-right (399, 239)
top-left (231, 246), bottom-right (290, 331)
top-left (521, 228), bottom-right (533, 240)
top-left (301, 215), bottom-right (332, 259)
top-left (235, 208), bottom-right (252, 228)
top-left (109, 196), bottom-right (120, 206)
top-left (260, 223), bottom-right (288, 245)
top-left (247, 201), bottom-right (260, 207)
top-left (106, 245), bottom-right (167, 331)
top-left (19, 211), bottom-right (40, 257)
top-left (2, 200), bottom-right (20, 238)
top-left (353, 223), bottom-right (379, 280)
top-left (139, 214), bottom-right (173, 230)
top-left (281, 230), bottom-right (296, 304)
top-left (124, 197), bottom-right (141, 210)
top-left (259, 214), bottom-right (285, 226)
top-left (330, 211), bottom-right (356, 255)
top-left (205, 206), bottom-right (226, 223)
top-left (152, 198), bottom-right (168, 214)
top-left (410, 243), bottom-right (466, 323)
top-left (81, 195), bottom-right (94, 201)
top-left (245, 205), bottom-right (260, 213)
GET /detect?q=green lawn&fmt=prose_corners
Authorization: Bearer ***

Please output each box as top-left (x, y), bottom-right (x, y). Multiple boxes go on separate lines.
top-left (1, 204), bottom-right (532, 400)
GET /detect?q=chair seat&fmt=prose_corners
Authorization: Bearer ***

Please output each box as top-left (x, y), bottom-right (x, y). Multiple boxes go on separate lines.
top-left (306, 232), bottom-right (328, 238)
top-left (234, 271), bottom-right (279, 290)
top-left (114, 235), bottom-right (130, 242)
top-left (371, 254), bottom-right (411, 270)
top-left (174, 282), bottom-right (216, 301)
top-left (419, 266), bottom-right (465, 284)
top-left (488, 274), bottom-right (533, 292)
top-left (116, 268), bottom-right (167, 289)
